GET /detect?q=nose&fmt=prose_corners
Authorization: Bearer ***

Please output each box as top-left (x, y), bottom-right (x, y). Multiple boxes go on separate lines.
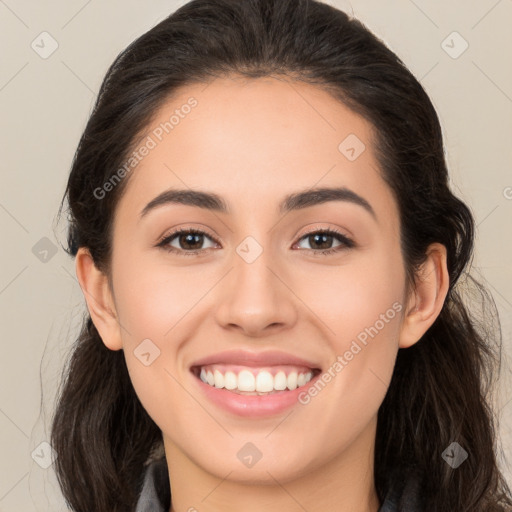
top-left (214, 242), bottom-right (299, 338)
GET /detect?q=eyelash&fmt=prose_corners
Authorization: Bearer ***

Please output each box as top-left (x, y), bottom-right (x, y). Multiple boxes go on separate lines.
top-left (156, 227), bottom-right (355, 257)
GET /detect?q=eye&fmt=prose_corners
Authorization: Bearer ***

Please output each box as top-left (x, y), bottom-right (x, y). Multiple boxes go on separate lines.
top-left (294, 228), bottom-right (355, 255)
top-left (156, 228), bottom-right (219, 256)
top-left (156, 226), bottom-right (355, 257)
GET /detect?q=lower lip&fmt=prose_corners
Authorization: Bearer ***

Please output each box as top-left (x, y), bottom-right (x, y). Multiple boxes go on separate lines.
top-left (191, 371), bottom-right (320, 417)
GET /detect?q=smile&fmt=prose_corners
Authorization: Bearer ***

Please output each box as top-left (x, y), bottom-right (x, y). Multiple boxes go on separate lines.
top-left (188, 349), bottom-right (323, 417)
top-left (192, 364), bottom-right (319, 395)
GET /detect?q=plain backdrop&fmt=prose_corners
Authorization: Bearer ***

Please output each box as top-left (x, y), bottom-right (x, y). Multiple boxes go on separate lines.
top-left (0, 0), bottom-right (511, 509)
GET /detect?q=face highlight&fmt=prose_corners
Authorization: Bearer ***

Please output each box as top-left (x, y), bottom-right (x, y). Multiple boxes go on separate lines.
top-left (96, 76), bottom-right (410, 500)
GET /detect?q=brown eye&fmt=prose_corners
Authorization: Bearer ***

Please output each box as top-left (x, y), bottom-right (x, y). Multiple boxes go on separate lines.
top-left (295, 229), bottom-right (355, 255)
top-left (157, 228), bottom-right (218, 255)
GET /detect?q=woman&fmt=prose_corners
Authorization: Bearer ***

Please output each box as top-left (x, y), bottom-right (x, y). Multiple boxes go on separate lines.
top-left (51, 0), bottom-right (512, 510)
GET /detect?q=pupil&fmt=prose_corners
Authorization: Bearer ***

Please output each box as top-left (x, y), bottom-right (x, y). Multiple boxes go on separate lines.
top-left (182, 233), bottom-right (202, 249)
top-left (178, 233), bottom-right (334, 251)
top-left (311, 234), bottom-right (332, 249)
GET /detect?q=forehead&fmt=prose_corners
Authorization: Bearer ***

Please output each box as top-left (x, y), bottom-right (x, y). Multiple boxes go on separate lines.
top-left (114, 75), bottom-right (397, 228)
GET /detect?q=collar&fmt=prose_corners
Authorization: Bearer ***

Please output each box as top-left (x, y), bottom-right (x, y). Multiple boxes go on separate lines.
top-left (135, 458), bottom-right (425, 511)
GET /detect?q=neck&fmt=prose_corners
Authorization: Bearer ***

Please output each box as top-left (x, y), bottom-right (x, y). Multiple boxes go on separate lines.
top-left (164, 416), bottom-right (381, 512)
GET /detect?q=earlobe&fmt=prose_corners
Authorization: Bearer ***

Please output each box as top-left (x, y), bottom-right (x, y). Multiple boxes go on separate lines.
top-left (398, 243), bottom-right (450, 349)
top-left (75, 247), bottom-right (123, 351)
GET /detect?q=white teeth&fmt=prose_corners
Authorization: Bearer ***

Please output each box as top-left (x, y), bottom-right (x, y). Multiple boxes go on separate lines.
top-left (198, 367), bottom-right (315, 393)
top-left (255, 371), bottom-right (274, 392)
top-left (274, 371), bottom-right (287, 390)
top-left (213, 370), bottom-right (224, 388)
top-left (287, 372), bottom-right (298, 390)
top-left (224, 371), bottom-right (237, 390)
top-left (237, 370), bottom-right (255, 391)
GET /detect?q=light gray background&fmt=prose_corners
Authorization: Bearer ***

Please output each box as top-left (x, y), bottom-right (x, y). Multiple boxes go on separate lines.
top-left (1, 0), bottom-right (511, 509)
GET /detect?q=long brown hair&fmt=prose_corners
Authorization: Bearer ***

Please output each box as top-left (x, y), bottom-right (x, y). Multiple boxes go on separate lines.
top-left (52, 0), bottom-right (512, 510)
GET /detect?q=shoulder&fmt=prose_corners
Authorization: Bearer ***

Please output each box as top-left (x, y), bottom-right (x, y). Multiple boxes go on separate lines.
top-left (135, 457), bottom-right (425, 512)
top-left (378, 466), bottom-right (425, 512)
top-left (135, 457), bottom-right (171, 512)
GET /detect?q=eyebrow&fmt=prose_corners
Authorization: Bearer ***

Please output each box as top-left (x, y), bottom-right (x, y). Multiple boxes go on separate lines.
top-left (139, 186), bottom-right (377, 221)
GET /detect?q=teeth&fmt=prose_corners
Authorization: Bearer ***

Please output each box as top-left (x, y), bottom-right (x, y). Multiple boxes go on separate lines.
top-left (224, 371), bottom-right (237, 390)
top-left (256, 371), bottom-right (274, 392)
top-left (198, 367), bottom-right (314, 393)
top-left (287, 372), bottom-right (298, 390)
top-left (213, 370), bottom-right (224, 388)
top-left (206, 371), bottom-right (215, 387)
top-left (238, 370), bottom-right (255, 391)
top-left (274, 371), bottom-right (287, 390)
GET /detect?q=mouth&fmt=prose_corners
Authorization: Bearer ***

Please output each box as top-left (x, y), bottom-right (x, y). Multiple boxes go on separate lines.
top-left (187, 349), bottom-right (323, 416)
top-left (190, 364), bottom-right (322, 395)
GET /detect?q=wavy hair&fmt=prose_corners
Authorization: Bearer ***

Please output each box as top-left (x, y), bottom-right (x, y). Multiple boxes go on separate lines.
top-left (51, 0), bottom-right (512, 510)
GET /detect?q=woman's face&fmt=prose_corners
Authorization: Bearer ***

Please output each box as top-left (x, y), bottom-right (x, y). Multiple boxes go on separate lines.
top-left (104, 76), bottom-right (409, 483)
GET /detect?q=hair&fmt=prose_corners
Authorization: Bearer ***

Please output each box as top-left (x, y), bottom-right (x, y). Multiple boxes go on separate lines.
top-left (51, 0), bottom-right (512, 510)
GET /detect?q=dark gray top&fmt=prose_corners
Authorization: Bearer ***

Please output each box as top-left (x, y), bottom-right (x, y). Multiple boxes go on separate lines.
top-left (135, 457), bottom-right (425, 511)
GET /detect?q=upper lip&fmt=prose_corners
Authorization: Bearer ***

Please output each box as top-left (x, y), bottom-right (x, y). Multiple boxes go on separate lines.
top-left (190, 349), bottom-right (322, 370)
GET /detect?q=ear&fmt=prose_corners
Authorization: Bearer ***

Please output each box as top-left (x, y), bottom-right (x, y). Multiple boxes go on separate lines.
top-left (75, 247), bottom-right (123, 351)
top-left (399, 243), bottom-right (450, 349)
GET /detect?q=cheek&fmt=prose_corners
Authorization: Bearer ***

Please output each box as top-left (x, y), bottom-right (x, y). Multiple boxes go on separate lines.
top-left (294, 247), bottom-right (405, 344)
top-left (333, 249), bottom-right (404, 385)
top-left (112, 254), bottom-right (200, 343)
top-left (114, 263), bottom-right (200, 428)
top-left (295, 245), bottom-right (405, 412)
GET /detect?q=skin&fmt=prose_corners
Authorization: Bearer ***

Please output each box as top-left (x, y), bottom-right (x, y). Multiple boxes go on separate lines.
top-left (76, 75), bottom-right (449, 512)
